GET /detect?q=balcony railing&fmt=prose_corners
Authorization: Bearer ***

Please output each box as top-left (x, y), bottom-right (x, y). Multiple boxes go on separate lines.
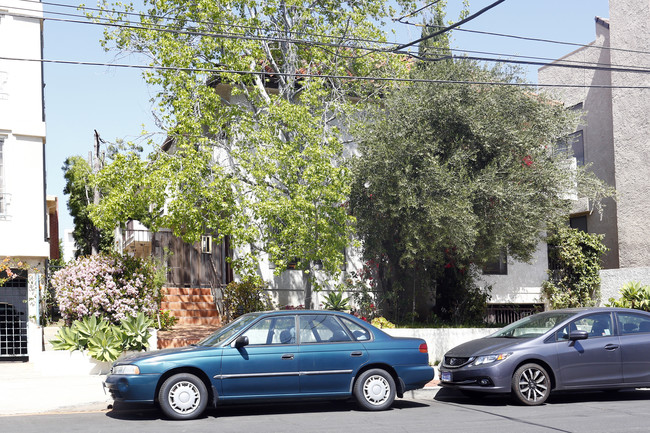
top-left (0, 192), bottom-right (10, 220)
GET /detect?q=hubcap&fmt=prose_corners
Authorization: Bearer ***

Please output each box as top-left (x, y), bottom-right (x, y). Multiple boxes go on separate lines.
top-left (363, 375), bottom-right (390, 405)
top-left (168, 381), bottom-right (201, 414)
top-left (518, 368), bottom-right (548, 402)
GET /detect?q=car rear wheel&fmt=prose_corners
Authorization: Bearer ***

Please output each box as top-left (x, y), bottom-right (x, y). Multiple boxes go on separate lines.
top-left (354, 368), bottom-right (396, 411)
top-left (158, 373), bottom-right (208, 420)
top-left (511, 363), bottom-right (550, 406)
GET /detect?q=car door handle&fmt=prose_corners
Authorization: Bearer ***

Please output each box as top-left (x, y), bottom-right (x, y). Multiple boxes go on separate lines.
top-left (604, 344), bottom-right (620, 351)
top-left (350, 351), bottom-right (363, 357)
top-left (282, 354), bottom-right (295, 360)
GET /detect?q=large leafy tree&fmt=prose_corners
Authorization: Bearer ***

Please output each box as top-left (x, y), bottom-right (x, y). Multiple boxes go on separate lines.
top-left (89, 0), bottom-right (417, 306)
top-left (62, 156), bottom-right (113, 257)
top-left (350, 59), bottom-right (613, 323)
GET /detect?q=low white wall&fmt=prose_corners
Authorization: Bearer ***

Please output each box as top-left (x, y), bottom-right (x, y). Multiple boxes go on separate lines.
top-left (384, 327), bottom-right (498, 364)
top-left (600, 267), bottom-right (650, 304)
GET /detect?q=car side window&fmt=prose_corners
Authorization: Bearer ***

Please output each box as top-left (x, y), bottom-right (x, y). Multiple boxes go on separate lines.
top-left (299, 315), bottom-right (352, 343)
top-left (559, 313), bottom-right (613, 340)
top-left (340, 317), bottom-right (371, 341)
top-left (241, 316), bottom-right (296, 345)
top-left (617, 312), bottom-right (650, 335)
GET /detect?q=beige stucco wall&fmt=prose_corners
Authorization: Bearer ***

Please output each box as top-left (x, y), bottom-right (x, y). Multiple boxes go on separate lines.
top-left (608, 0), bottom-right (650, 268)
top-left (538, 18), bottom-right (620, 270)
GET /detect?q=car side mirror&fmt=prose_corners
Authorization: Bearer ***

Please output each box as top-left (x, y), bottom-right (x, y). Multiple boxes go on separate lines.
top-left (234, 335), bottom-right (249, 348)
top-left (569, 330), bottom-right (588, 341)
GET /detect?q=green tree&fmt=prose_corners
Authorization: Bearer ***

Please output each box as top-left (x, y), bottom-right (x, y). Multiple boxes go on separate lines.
top-left (88, 0), bottom-right (418, 307)
top-left (543, 224), bottom-right (608, 309)
top-left (62, 156), bottom-right (113, 257)
top-left (350, 59), bottom-right (614, 322)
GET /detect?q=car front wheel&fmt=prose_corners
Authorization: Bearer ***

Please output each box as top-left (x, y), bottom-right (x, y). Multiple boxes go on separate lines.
top-left (354, 368), bottom-right (396, 411)
top-left (158, 373), bottom-right (208, 420)
top-left (511, 363), bottom-right (550, 406)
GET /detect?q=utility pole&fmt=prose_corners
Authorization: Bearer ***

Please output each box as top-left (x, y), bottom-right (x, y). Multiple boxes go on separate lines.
top-left (90, 130), bottom-right (102, 255)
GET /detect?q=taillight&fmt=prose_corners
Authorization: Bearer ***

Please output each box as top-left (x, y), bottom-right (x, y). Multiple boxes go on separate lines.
top-left (419, 343), bottom-right (428, 353)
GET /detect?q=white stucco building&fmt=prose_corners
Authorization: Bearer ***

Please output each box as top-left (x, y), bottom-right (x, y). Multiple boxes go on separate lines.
top-left (0, 0), bottom-right (50, 359)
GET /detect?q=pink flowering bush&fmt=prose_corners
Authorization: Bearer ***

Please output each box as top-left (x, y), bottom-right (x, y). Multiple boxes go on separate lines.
top-left (52, 254), bottom-right (162, 325)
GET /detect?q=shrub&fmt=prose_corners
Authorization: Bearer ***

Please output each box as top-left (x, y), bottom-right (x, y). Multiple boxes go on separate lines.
top-left (371, 317), bottom-right (395, 329)
top-left (607, 281), bottom-right (650, 311)
top-left (51, 253), bottom-right (162, 325)
top-left (155, 309), bottom-right (179, 331)
top-left (321, 289), bottom-right (350, 311)
top-left (50, 313), bottom-right (153, 362)
top-left (543, 224), bottom-right (607, 309)
top-left (222, 276), bottom-right (272, 321)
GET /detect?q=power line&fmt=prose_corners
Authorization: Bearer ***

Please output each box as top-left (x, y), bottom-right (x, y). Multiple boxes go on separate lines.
top-left (393, 0), bottom-right (507, 51)
top-left (5, 7), bottom-right (647, 76)
top-left (4, 55), bottom-right (650, 90)
top-left (9, 2), bottom-right (650, 69)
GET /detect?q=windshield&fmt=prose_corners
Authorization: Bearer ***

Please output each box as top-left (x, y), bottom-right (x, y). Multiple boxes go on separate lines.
top-left (197, 313), bottom-right (263, 347)
top-left (491, 312), bottom-right (574, 339)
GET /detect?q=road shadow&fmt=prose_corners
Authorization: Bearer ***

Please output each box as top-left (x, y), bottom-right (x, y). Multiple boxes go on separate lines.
top-left (434, 386), bottom-right (650, 407)
top-left (106, 398), bottom-right (428, 421)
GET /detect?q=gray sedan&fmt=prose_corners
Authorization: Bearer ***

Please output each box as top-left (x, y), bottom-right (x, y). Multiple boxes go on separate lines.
top-left (439, 307), bottom-right (650, 405)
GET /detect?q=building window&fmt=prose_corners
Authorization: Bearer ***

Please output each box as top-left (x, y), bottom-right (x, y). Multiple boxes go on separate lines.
top-left (558, 130), bottom-right (585, 166)
top-left (570, 215), bottom-right (588, 232)
top-left (0, 138), bottom-right (6, 218)
top-left (201, 235), bottom-right (213, 254)
top-left (482, 249), bottom-right (508, 275)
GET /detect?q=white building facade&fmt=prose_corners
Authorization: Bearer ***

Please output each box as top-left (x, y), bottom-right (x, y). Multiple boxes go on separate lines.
top-left (0, 0), bottom-right (49, 358)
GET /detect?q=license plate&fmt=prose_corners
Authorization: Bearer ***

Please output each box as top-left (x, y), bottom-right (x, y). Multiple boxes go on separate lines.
top-left (441, 371), bottom-right (452, 382)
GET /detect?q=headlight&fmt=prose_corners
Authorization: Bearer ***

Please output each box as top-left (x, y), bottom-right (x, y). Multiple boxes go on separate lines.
top-left (112, 365), bottom-right (140, 375)
top-left (473, 353), bottom-right (512, 366)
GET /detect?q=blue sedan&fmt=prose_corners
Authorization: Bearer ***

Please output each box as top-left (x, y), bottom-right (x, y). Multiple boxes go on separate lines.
top-left (104, 310), bottom-right (433, 419)
top-left (439, 307), bottom-right (650, 405)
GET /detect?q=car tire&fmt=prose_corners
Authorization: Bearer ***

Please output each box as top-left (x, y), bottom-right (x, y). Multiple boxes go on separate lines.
top-left (511, 363), bottom-right (550, 406)
top-left (158, 373), bottom-right (208, 420)
top-left (353, 368), bottom-right (396, 411)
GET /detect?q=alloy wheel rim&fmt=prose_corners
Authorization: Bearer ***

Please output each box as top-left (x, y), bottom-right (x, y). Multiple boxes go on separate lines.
top-left (518, 367), bottom-right (548, 402)
top-left (363, 375), bottom-right (390, 405)
top-left (168, 381), bottom-right (201, 414)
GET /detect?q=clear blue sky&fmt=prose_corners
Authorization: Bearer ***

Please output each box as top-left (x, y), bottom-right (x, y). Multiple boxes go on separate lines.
top-left (42, 0), bottom-right (611, 233)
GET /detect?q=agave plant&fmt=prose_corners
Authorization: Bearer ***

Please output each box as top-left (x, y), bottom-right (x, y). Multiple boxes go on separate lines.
top-left (87, 328), bottom-right (124, 363)
top-left (322, 289), bottom-right (350, 311)
top-left (50, 326), bottom-right (83, 351)
top-left (120, 312), bottom-right (154, 352)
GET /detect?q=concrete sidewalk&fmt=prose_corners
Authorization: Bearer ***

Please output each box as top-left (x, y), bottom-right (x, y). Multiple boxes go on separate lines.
top-left (0, 359), bottom-right (440, 416)
top-left (0, 361), bottom-right (112, 416)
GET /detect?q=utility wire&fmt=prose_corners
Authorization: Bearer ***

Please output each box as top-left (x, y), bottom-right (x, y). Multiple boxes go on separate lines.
top-left (393, 0), bottom-right (506, 51)
top-left (9, 2), bottom-right (650, 65)
top-left (6, 7), bottom-right (650, 75)
top-left (4, 55), bottom-right (650, 90)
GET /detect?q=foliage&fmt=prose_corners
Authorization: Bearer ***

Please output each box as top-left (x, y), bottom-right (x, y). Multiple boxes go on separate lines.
top-left (86, 0), bottom-right (427, 301)
top-left (50, 313), bottom-right (154, 362)
top-left (51, 253), bottom-right (162, 325)
top-left (155, 309), bottom-right (179, 331)
top-left (321, 289), bottom-right (350, 311)
top-left (542, 224), bottom-right (608, 309)
top-left (62, 156), bottom-right (114, 257)
top-left (119, 313), bottom-right (155, 351)
top-left (370, 317), bottom-right (395, 329)
top-left (350, 55), bottom-right (614, 322)
top-left (222, 276), bottom-right (272, 322)
top-left (606, 281), bottom-right (650, 311)
top-left (0, 257), bottom-right (34, 286)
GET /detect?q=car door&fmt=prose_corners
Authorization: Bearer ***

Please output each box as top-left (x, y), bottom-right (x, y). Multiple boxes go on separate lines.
top-left (555, 312), bottom-right (623, 388)
top-left (298, 314), bottom-right (368, 395)
top-left (616, 312), bottom-right (650, 384)
top-left (219, 315), bottom-right (300, 398)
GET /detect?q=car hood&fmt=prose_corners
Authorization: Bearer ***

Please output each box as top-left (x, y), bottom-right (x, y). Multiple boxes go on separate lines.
top-left (117, 345), bottom-right (216, 364)
top-left (444, 337), bottom-right (525, 357)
